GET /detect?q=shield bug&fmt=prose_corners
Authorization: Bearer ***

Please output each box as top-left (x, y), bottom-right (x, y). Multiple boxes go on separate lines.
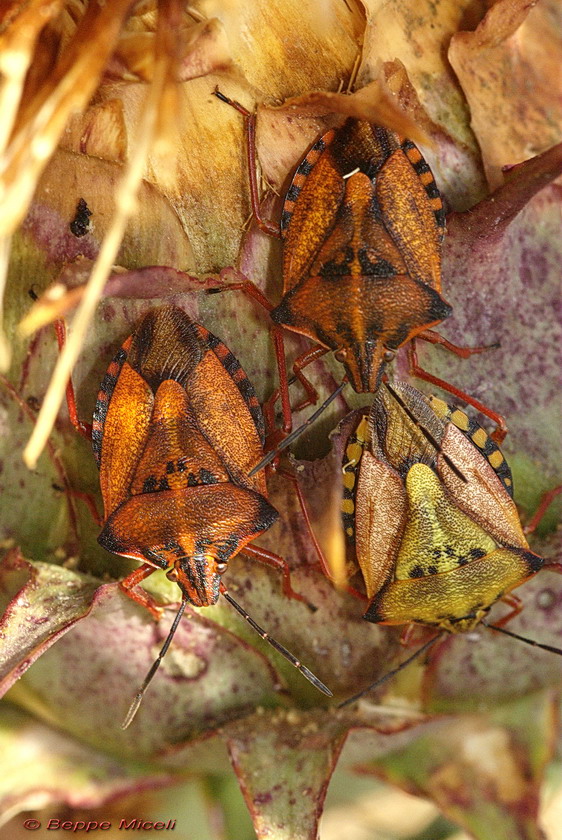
top-left (339, 381), bottom-right (561, 704)
top-left (62, 305), bottom-right (331, 723)
top-left (213, 91), bottom-right (506, 448)
top-left (347, 382), bottom-right (541, 627)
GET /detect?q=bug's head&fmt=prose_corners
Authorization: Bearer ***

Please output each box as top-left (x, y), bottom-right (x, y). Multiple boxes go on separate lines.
top-left (165, 549), bottom-right (226, 607)
top-left (334, 342), bottom-right (395, 393)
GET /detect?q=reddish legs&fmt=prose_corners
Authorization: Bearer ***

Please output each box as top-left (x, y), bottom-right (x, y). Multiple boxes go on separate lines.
top-left (213, 89), bottom-right (281, 238)
top-left (408, 338), bottom-right (508, 443)
top-left (54, 318), bottom-right (92, 440)
top-left (417, 328), bottom-right (499, 359)
top-left (242, 542), bottom-right (316, 610)
top-left (494, 593), bottom-right (523, 626)
top-left (119, 564), bottom-right (164, 620)
top-left (64, 486), bottom-right (102, 526)
top-left (524, 486), bottom-right (562, 535)
top-left (287, 346), bottom-right (328, 412)
top-left (276, 466), bottom-right (328, 574)
top-left (208, 274), bottom-right (334, 435)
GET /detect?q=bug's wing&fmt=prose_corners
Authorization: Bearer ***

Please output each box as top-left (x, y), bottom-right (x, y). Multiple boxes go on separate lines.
top-left (98, 361), bottom-right (154, 517)
top-left (123, 306), bottom-right (267, 495)
top-left (437, 423), bottom-right (529, 550)
top-left (375, 149), bottom-right (443, 291)
top-left (282, 149), bottom-right (345, 290)
top-left (354, 450), bottom-right (408, 599)
top-left (128, 379), bottom-right (230, 496)
top-left (188, 346), bottom-right (268, 495)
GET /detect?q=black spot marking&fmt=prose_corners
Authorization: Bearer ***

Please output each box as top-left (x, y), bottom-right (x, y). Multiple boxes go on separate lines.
top-left (221, 351), bottom-right (241, 377)
top-left (166, 461), bottom-right (175, 474)
top-left (318, 246), bottom-right (355, 276)
top-left (280, 209), bottom-right (292, 232)
top-left (141, 548), bottom-right (167, 568)
top-left (427, 565), bottom-right (438, 575)
top-left (163, 540), bottom-right (185, 557)
top-left (199, 468), bottom-right (219, 485)
top-left (409, 565), bottom-right (425, 579)
top-left (359, 252), bottom-right (396, 276)
top-left (142, 476), bottom-right (158, 493)
top-left (211, 336), bottom-right (266, 444)
top-left (434, 207), bottom-right (446, 228)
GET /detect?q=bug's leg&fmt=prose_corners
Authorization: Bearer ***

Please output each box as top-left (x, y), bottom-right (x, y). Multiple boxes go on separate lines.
top-left (51, 316), bottom-right (102, 524)
top-left (288, 345), bottom-right (330, 412)
top-left (289, 345), bottom-right (330, 410)
top-left (53, 318), bottom-right (92, 440)
top-left (494, 593), bottom-right (524, 626)
top-left (213, 88), bottom-right (281, 238)
top-left (276, 466), bottom-right (328, 573)
top-left (407, 339), bottom-right (508, 444)
top-left (416, 328), bottom-right (499, 359)
top-left (52, 484), bottom-right (102, 526)
top-left (119, 564), bottom-right (164, 620)
top-left (18, 330), bottom-right (42, 393)
top-left (242, 542), bottom-right (316, 611)
top-left (524, 485), bottom-right (562, 535)
top-left (398, 623), bottom-right (432, 648)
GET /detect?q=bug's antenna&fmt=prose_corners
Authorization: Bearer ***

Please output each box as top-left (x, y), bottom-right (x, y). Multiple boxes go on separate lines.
top-left (122, 597), bottom-right (188, 729)
top-left (249, 382), bottom-right (347, 476)
top-left (221, 590), bottom-right (332, 696)
top-left (338, 634), bottom-right (442, 708)
top-left (482, 621), bottom-right (562, 655)
top-left (385, 382), bottom-right (467, 483)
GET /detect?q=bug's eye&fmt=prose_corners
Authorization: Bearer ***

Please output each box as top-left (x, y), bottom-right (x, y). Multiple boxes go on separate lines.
top-left (383, 349), bottom-right (396, 363)
top-left (166, 567), bottom-right (179, 582)
top-left (216, 562), bottom-right (228, 574)
top-left (334, 349), bottom-right (346, 363)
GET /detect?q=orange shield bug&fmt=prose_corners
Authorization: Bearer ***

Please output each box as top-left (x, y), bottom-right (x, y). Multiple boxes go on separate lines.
top-left (214, 91), bottom-right (506, 460)
top-left (338, 381), bottom-right (561, 704)
top-left (270, 119), bottom-right (450, 394)
top-left (77, 306), bottom-right (331, 722)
